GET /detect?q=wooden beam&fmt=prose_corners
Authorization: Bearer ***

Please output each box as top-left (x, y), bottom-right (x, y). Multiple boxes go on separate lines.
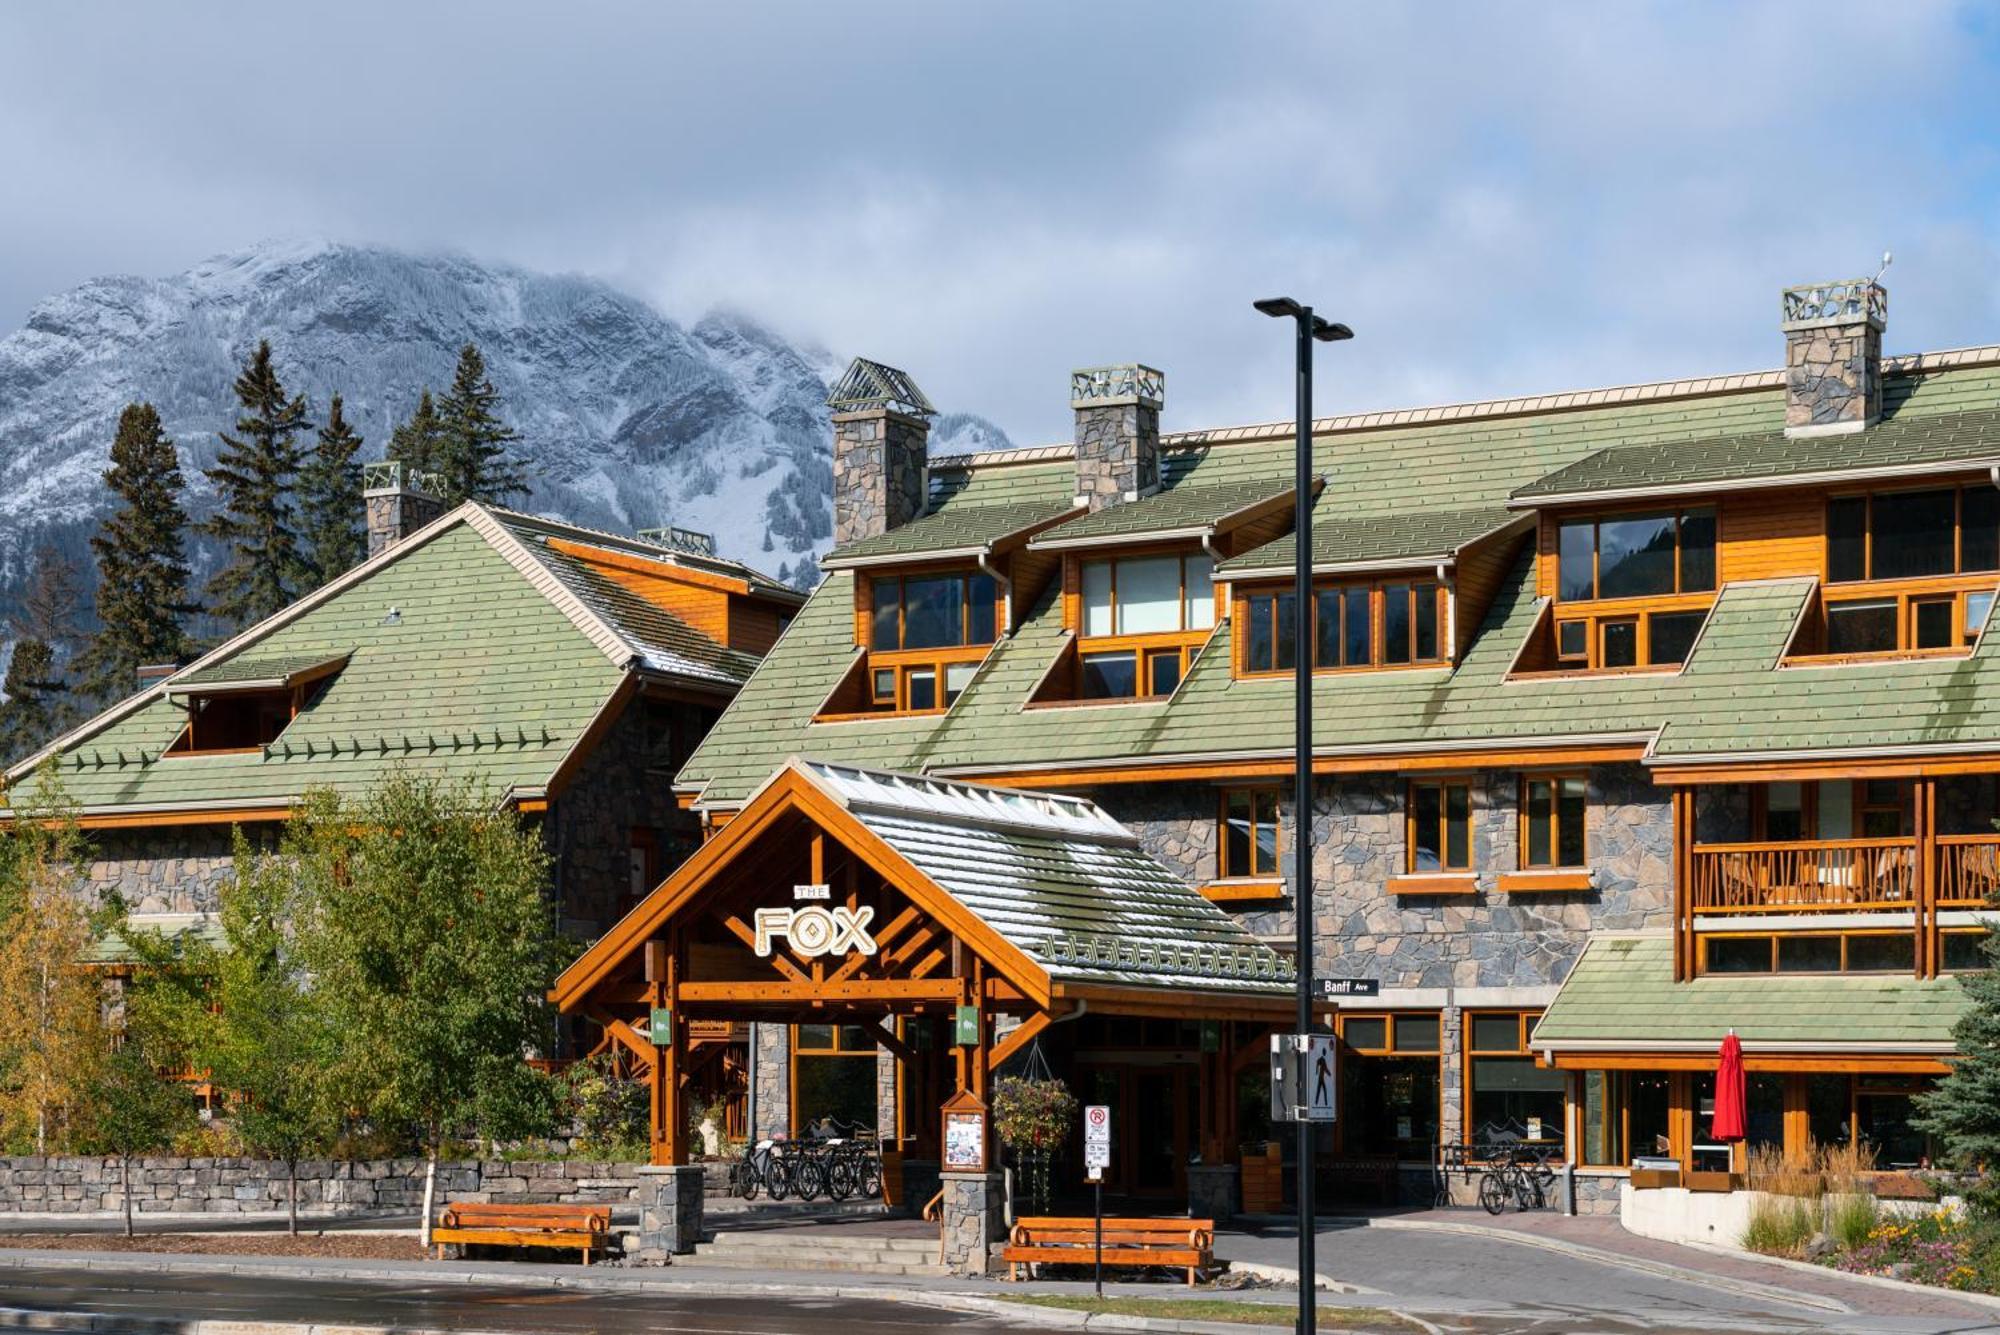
top-left (678, 979), bottom-right (964, 1004)
top-left (862, 1018), bottom-right (918, 1064)
top-left (988, 1012), bottom-right (1052, 1071)
top-left (720, 915), bottom-right (809, 984)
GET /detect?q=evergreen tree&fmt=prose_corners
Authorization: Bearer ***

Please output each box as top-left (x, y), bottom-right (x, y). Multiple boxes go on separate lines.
top-left (200, 341), bottom-right (311, 629)
top-left (0, 641), bottom-right (65, 764)
top-left (434, 343), bottom-right (528, 505)
top-left (298, 393), bottom-right (366, 586)
top-left (1914, 924), bottom-right (2000, 1166)
top-left (14, 544), bottom-right (86, 664)
top-left (73, 404), bottom-right (196, 703)
top-left (386, 388), bottom-right (446, 478)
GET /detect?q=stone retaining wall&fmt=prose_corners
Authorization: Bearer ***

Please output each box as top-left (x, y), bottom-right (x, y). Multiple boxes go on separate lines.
top-left (0, 1156), bottom-right (648, 1215)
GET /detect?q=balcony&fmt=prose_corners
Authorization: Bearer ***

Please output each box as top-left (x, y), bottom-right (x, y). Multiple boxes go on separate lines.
top-left (1688, 835), bottom-right (2000, 914)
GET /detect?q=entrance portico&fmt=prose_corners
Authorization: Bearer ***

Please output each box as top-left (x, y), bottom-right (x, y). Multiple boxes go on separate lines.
top-left (552, 759), bottom-right (1298, 1266)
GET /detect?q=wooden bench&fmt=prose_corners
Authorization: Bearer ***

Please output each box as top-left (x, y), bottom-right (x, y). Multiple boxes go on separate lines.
top-left (1003, 1216), bottom-right (1214, 1287)
top-left (432, 1202), bottom-right (612, 1265)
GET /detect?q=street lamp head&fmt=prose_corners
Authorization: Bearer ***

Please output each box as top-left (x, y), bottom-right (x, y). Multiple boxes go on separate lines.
top-left (1253, 296), bottom-right (1304, 319)
top-left (1311, 320), bottom-right (1354, 343)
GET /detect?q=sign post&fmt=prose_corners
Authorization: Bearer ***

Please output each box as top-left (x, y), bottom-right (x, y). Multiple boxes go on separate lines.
top-left (1084, 1104), bottom-right (1110, 1298)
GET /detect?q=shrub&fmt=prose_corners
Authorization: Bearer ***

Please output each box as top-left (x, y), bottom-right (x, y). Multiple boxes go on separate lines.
top-left (1827, 1190), bottom-right (1881, 1251)
top-left (1743, 1193), bottom-right (1817, 1257)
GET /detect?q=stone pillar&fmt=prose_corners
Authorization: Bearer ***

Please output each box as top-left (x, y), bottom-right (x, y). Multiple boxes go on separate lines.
top-left (1186, 1163), bottom-right (1240, 1221)
top-left (938, 1170), bottom-right (1005, 1276)
top-left (1071, 365), bottom-right (1164, 510)
top-left (752, 1022), bottom-right (790, 1139)
top-left (631, 1164), bottom-right (705, 1262)
top-left (363, 461), bottom-right (448, 557)
top-left (826, 357), bottom-right (934, 546)
top-left (1781, 278), bottom-right (1886, 438)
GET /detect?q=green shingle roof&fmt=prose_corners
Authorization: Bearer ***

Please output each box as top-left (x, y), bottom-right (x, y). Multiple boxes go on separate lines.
top-left (1532, 935), bottom-right (1969, 1052)
top-left (83, 913), bottom-right (226, 966)
top-left (1513, 403), bottom-right (2000, 504)
top-left (803, 761), bottom-right (1292, 995)
top-left (1218, 505), bottom-right (1522, 576)
top-left (1027, 476), bottom-right (1304, 548)
top-left (824, 497), bottom-right (1080, 566)
top-left (172, 651), bottom-right (350, 689)
top-left (680, 357), bottom-right (2000, 804)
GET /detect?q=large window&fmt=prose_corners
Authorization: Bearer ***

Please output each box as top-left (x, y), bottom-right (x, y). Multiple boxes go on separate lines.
top-left (861, 570), bottom-right (998, 715)
top-left (792, 1024), bottom-right (879, 1135)
top-left (1464, 1011), bottom-right (1564, 1151)
top-left (1828, 486), bottom-right (2000, 584)
top-left (1336, 1012), bottom-right (1441, 1159)
top-left (1081, 553), bottom-right (1214, 637)
top-left (1820, 587), bottom-right (1994, 656)
top-left (1520, 774), bottom-right (1587, 868)
top-left (1241, 580), bottom-right (1444, 674)
top-left (1580, 1069), bottom-right (1673, 1166)
top-left (1220, 788), bottom-right (1282, 880)
top-left (1558, 507), bottom-right (1715, 602)
top-left (1407, 779), bottom-right (1472, 873)
top-left (1075, 552), bottom-right (1214, 701)
top-left (871, 571), bottom-right (998, 651)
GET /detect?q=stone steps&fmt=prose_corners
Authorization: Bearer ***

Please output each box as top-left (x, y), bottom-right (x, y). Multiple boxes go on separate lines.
top-left (689, 1229), bottom-right (946, 1277)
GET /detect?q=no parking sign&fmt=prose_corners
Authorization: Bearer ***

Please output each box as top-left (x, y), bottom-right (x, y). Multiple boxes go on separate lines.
top-left (1084, 1104), bottom-right (1110, 1179)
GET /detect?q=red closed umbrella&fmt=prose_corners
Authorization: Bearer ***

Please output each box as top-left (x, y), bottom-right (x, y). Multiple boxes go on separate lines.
top-left (1712, 1031), bottom-right (1746, 1142)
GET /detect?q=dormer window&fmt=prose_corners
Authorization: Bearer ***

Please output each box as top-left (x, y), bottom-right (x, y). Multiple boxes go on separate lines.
top-left (163, 652), bottom-right (348, 756)
top-left (1074, 551), bottom-right (1215, 700)
top-left (1238, 579), bottom-right (1446, 675)
top-left (1557, 506), bottom-right (1715, 602)
top-left (829, 569), bottom-right (1001, 717)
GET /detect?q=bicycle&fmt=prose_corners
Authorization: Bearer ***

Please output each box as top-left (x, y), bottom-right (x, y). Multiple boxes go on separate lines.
top-left (1477, 1147), bottom-right (1554, 1214)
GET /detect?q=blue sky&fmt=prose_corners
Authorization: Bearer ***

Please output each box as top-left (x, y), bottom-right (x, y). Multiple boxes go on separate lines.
top-left (2, 2), bottom-right (1997, 443)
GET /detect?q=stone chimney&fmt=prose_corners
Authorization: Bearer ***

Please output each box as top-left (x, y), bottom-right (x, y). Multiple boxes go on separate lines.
top-left (826, 358), bottom-right (933, 546)
top-left (362, 460), bottom-right (448, 558)
top-left (1781, 278), bottom-right (1886, 438)
top-left (1070, 364), bottom-right (1163, 510)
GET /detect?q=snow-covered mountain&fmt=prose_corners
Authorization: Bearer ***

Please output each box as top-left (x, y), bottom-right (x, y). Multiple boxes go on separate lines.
top-left (0, 239), bottom-right (1012, 621)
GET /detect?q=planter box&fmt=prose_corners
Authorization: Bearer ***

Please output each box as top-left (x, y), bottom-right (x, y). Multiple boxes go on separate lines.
top-left (1684, 1170), bottom-right (1742, 1194)
top-left (1240, 1143), bottom-right (1283, 1215)
top-left (1629, 1168), bottom-right (1681, 1191)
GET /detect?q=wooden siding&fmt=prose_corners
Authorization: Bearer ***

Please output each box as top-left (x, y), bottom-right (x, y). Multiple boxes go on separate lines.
top-left (1718, 490), bottom-right (1823, 582)
top-left (1454, 528), bottom-right (1530, 661)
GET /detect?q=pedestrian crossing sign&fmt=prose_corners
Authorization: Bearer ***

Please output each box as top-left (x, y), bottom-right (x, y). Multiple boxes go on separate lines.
top-left (1269, 1033), bottom-right (1337, 1123)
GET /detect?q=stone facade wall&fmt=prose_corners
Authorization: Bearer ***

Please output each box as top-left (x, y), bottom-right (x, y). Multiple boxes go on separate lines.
top-left (87, 825), bottom-right (250, 915)
top-left (0, 1157), bottom-right (645, 1215)
top-left (832, 409), bottom-right (928, 546)
top-left (549, 695), bottom-right (708, 939)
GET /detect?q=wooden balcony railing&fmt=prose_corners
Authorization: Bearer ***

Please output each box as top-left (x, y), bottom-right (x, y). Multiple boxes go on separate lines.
top-left (1938, 834), bottom-right (2000, 907)
top-left (1689, 838), bottom-right (1917, 913)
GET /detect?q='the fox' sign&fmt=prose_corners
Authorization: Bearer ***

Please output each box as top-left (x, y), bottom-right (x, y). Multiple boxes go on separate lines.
top-left (753, 903), bottom-right (878, 958)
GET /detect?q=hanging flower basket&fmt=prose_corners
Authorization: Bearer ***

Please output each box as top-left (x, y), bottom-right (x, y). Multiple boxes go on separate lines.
top-left (992, 1075), bottom-right (1078, 1214)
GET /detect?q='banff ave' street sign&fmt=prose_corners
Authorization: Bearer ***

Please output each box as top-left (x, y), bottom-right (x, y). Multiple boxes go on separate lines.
top-left (1319, 977), bottom-right (1379, 998)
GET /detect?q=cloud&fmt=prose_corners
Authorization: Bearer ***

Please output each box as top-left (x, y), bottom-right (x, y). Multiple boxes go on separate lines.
top-left (1, 2), bottom-right (1996, 442)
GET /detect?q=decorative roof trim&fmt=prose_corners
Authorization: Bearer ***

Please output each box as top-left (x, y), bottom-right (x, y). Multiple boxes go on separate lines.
top-left (820, 544), bottom-right (991, 571)
top-left (1533, 1037), bottom-right (1956, 1055)
top-left (929, 730), bottom-right (1661, 780)
top-left (1511, 454), bottom-right (2000, 510)
top-left (930, 343), bottom-right (2000, 471)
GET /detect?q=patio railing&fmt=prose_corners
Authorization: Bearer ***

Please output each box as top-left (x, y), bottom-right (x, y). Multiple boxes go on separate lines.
top-left (1937, 834), bottom-right (2000, 907)
top-left (1688, 838), bottom-right (1916, 913)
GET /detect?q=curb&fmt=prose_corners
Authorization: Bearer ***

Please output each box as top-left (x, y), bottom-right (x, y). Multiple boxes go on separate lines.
top-left (1222, 1260), bottom-right (1381, 1296)
top-left (1670, 1236), bottom-right (2000, 1316)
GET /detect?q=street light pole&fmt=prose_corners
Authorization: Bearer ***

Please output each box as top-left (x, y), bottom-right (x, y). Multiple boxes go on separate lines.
top-left (1254, 297), bottom-right (1351, 1335)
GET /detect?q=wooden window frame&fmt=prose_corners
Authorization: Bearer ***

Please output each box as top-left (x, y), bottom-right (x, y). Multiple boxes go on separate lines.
top-left (1539, 600), bottom-right (1710, 674)
top-left (1460, 1010), bottom-right (1560, 1155)
top-left (1405, 777), bottom-right (1473, 874)
top-left (861, 646), bottom-right (988, 716)
top-left (165, 686), bottom-right (306, 758)
top-left (1234, 578), bottom-right (1448, 678)
top-left (1518, 772), bottom-right (1588, 870)
top-left (1218, 786), bottom-right (1283, 881)
top-left (1333, 1010), bottom-right (1444, 1159)
top-left (1695, 929), bottom-right (1919, 977)
top-left (789, 1022), bottom-right (881, 1137)
top-left (865, 569), bottom-right (1000, 653)
top-left (1076, 551), bottom-right (1217, 639)
top-left (1806, 577), bottom-right (1999, 661)
top-left (1825, 484), bottom-right (2000, 587)
top-left (1555, 505), bottom-right (1717, 604)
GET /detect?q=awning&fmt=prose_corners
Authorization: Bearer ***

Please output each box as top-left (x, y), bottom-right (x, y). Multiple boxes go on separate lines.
top-left (1532, 935), bottom-right (1966, 1073)
top-left (554, 758), bottom-right (1296, 1023)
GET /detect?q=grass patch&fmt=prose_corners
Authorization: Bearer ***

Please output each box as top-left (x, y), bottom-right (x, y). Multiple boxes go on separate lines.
top-left (994, 1295), bottom-right (1417, 1329)
top-left (1742, 1194), bottom-right (1818, 1258)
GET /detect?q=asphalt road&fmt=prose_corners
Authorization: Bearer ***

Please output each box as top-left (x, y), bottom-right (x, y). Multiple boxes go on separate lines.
top-left (1224, 1221), bottom-right (2000, 1334)
top-left (0, 1265), bottom-right (1065, 1334)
